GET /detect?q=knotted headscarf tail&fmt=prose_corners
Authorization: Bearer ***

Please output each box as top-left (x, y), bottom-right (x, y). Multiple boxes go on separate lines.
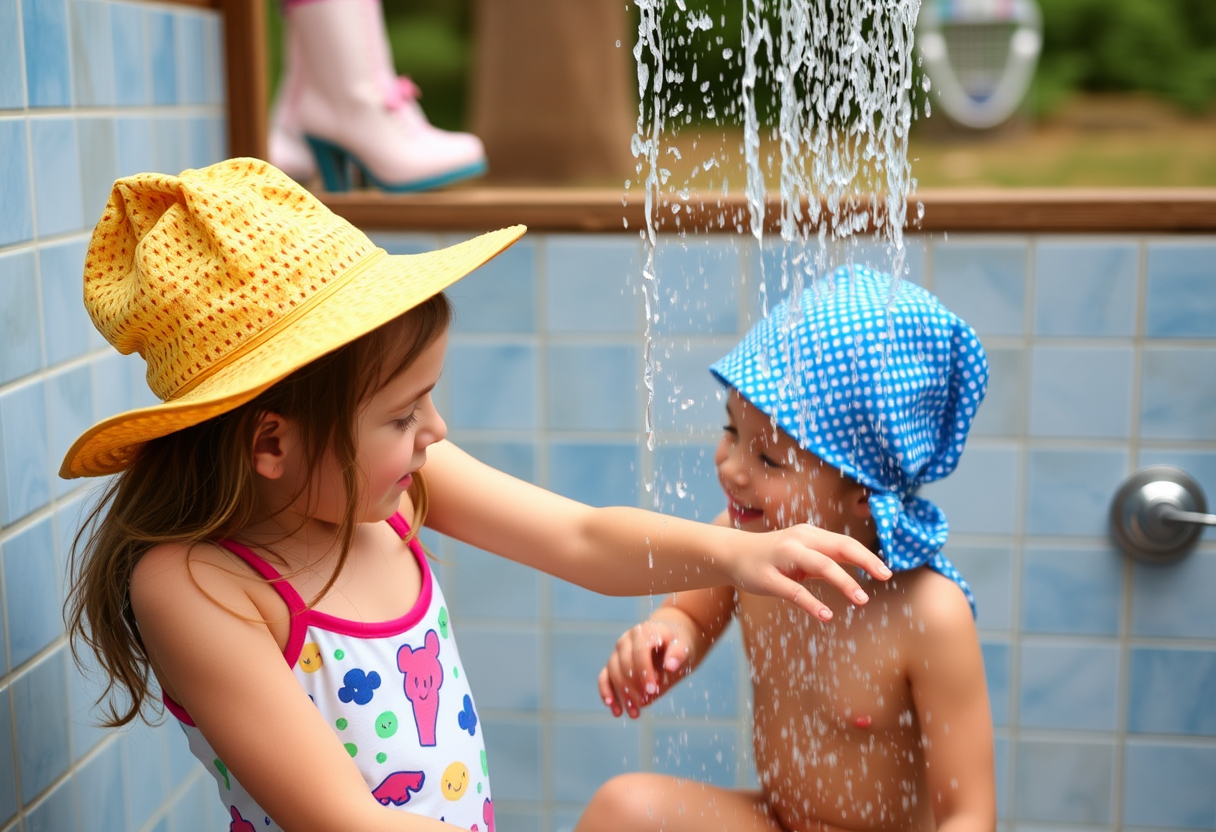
top-left (710, 266), bottom-right (989, 616)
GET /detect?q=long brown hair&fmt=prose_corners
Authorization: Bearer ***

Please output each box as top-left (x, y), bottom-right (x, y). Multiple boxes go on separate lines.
top-left (66, 292), bottom-right (452, 727)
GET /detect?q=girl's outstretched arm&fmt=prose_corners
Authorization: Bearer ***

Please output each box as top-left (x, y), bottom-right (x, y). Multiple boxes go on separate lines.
top-left (422, 440), bottom-right (890, 620)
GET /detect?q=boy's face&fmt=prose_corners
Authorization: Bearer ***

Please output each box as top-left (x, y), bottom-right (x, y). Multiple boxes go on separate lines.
top-left (714, 389), bottom-right (866, 536)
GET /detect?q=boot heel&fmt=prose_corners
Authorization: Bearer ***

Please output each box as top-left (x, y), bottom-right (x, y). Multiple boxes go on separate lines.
top-left (304, 135), bottom-right (354, 192)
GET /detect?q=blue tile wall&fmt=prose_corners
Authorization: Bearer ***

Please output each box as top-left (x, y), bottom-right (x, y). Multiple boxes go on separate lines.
top-left (1146, 242), bottom-right (1216, 338)
top-left (450, 540), bottom-right (542, 620)
top-left (547, 343), bottom-right (641, 431)
top-left (483, 720), bottom-right (542, 801)
top-left (22, 0), bottom-right (72, 108)
top-left (547, 442), bottom-right (638, 507)
top-left (652, 442), bottom-right (721, 522)
top-left (969, 346), bottom-right (1023, 437)
top-left (552, 721), bottom-right (639, 802)
top-left (1140, 347), bottom-right (1216, 441)
top-left (945, 545), bottom-right (1013, 631)
top-left (0, 249), bottom-right (41, 384)
top-left (1014, 738), bottom-right (1114, 823)
top-left (653, 238), bottom-right (742, 335)
top-left (1028, 346), bottom-right (1134, 438)
top-left (24, 777), bottom-right (73, 832)
top-left (651, 339), bottom-right (733, 433)
top-left (70, 1), bottom-right (115, 108)
top-left (12, 649), bottom-right (70, 804)
top-left (0, 686), bottom-right (15, 824)
top-left (1122, 741), bottom-right (1216, 829)
top-left (448, 240), bottom-right (536, 333)
top-left (0, 0), bottom-right (24, 110)
top-left (551, 631), bottom-right (620, 712)
top-left (147, 11), bottom-right (177, 106)
top-left (922, 445), bottom-right (1020, 536)
top-left (110, 3), bottom-right (148, 107)
top-left (546, 235), bottom-right (643, 333)
top-left (1021, 545), bottom-right (1123, 635)
top-left (931, 240), bottom-right (1028, 336)
top-left (982, 641), bottom-right (1011, 727)
top-left (1131, 551), bottom-right (1216, 639)
top-left (1033, 240), bottom-right (1139, 337)
top-left (0, 381), bottom-right (51, 525)
top-left (0, 120), bottom-right (33, 247)
top-left (460, 626), bottom-right (542, 711)
top-left (38, 239), bottom-right (90, 367)
top-left (1018, 640), bottom-right (1120, 731)
top-left (30, 118), bottom-right (84, 237)
top-left (1024, 448), bottom-right (1129, 537)
top-left (1127, 647), bottom-right (1216, 736)
top-left (651, 724), bottom-right (739, 787)
top-left (2, 518), bottom-right (61, 668)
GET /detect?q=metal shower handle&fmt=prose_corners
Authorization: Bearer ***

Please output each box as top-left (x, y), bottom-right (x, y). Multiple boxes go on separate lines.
top-left (1109, 465), bottom-right (1212, 564)
top-left (1157, 506), bottom-right (1216, 528)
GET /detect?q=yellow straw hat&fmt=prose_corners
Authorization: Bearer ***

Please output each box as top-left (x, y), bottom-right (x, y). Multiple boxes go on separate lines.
top-left (60, 157), bottom-right (524, 479)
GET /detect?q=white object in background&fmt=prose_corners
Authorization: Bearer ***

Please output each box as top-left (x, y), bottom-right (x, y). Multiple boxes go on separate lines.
top-left (917, 0), bottom-right (1043, 129)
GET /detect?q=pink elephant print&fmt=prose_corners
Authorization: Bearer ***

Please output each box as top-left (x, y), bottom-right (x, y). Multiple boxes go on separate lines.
top-left (372, 770), bottom-right (426, 806)
top-left (483, 797), bottom-right (495, 832)
top-left (397, 629), bottom-right (443, 746)
top-left (228, 806), bottom-right (256, 832)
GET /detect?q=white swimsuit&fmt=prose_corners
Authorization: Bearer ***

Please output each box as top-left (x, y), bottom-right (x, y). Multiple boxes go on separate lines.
top-left (164, 514), bottom-right (493, 831)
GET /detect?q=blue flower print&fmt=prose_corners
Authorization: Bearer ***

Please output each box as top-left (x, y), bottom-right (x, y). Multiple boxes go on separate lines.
top-left (338, 668), bottom-right (382, 705)
top-left (457, 694), bottom-right (478, 736)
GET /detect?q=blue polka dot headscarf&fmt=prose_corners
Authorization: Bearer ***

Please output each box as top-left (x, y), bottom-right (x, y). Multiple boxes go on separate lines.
top-left (710, 265), bottom-right (988, 615)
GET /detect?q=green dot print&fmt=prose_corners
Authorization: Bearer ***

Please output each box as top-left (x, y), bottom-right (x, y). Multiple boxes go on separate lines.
top-left (377, 752), bottom-right (388, 764)
top-left (213, 758), bottom-right (230, 790)
top-left (480, 749), bottom-right (488, 777)
top-left (336, 718), bottom-right (348, 730)
top-left (453, 666), bottom-right (459, 679)
top-left (438, 606), bottom-right (450, 638)
top-left (375, 710), bottom-right (399, 739)
top-left (344, 743), bottom-right (358, 757)
top-left (334, 649), bottom-right (345, 660)
top-left (477, 782), bottom-right (483, 794)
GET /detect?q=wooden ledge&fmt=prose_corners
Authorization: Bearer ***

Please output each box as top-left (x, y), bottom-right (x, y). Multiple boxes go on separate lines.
top-left (320, 188), bottom-right (1216, 234)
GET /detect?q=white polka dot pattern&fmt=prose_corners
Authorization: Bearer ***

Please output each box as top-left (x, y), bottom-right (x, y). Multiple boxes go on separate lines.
top-left (710, 265), bottom-right (988, 615)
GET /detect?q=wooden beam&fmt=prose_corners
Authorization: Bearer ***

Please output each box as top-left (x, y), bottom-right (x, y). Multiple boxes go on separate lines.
top-left (219, 0), bottom-right (268, 161)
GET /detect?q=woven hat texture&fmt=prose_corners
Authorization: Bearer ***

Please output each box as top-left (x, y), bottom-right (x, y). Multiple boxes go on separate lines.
top-left (710, 266), bottom-right (988, 613)
top-left (61, 157), bottom-right (524, 478)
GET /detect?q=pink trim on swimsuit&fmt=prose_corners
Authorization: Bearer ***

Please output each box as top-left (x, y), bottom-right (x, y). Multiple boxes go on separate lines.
top-left (162, 513), bottom-right (433, 724)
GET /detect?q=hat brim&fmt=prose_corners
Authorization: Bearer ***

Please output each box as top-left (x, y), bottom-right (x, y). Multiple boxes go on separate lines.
top-left (61, 224), bottom-right (526, 479)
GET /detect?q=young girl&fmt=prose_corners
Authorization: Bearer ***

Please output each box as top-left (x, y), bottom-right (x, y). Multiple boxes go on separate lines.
top-left (580, 268), bottom-right (996, 832)
top-left (61, 159), bottom-right (891, 832)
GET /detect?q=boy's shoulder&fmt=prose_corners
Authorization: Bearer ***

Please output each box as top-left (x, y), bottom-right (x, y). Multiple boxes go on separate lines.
top-left (872, 565), bottom-right (975, 635)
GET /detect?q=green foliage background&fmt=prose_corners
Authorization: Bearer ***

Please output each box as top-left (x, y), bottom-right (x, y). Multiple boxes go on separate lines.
top-left (266, 0), bottom-right (1216, 130)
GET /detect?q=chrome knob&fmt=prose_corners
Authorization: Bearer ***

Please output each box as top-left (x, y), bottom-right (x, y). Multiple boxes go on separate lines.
top-left (1110, 466), bottom-right (1214, 564)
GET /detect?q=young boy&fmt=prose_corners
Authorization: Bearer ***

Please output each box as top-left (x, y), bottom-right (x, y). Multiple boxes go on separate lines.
top-left (576, 267), bottom-right (996, 832)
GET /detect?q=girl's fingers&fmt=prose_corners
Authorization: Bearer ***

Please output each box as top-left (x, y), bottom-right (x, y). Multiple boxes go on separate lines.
top-left (802, 527), bottom-right (891, 580)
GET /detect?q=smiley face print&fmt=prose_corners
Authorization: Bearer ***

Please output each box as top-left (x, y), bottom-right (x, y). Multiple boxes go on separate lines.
top-left (441, 761), bottom-right (470, 801)
top-left (298, 643), bottom-right (323, 673)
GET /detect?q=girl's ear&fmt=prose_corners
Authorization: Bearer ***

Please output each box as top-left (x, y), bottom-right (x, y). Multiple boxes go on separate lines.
top-left (848, 482), bottom-right (873, 521)
top-left (251, 412), bottom-right (291, 480)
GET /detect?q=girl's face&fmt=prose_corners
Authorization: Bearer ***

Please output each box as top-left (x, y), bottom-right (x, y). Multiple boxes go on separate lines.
top-left (313, 330), bottom-right (450, 525)
top-left (714, 389), bottom-right (864, 535)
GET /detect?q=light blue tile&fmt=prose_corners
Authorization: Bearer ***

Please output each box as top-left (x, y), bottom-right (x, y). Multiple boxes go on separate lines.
top-left (1025, 449), bottom-right (1128, 537)
top-left (166, 776), bottom-right (210, 832)
top-left (547, 343), bottom-right (641, 431)
top-left (1128, 647), bottom-right (1216, 736)
top-left (921, 445), bottom-right (1020, 536)
top-left (1146, 242), bottom-right (1216, 338)
top-left (1132, 551), bottom-right (1216, 639)
top-left (0, 120), bottom-right (33, 246)
top-left (13, 649), bottom-right (71, 804)
top-left (122, 719), bottom-right (168, 828)
top-left (459, 626), bottom-right (541, 711)
top-left (0, 381), bottom-right (51, 524)
top-left (931, 242), bottom-right (1028, 337)
top-left (546, 235), bottom-right (643, 333)
top-left (202, 14), bottom-right (222, 105)
top-left (844, 234), bottom-right (927, 287)
top-left (652, 630), bottom-right (740, 719)
top-left (0, 249), bottom-right (42, 384)
top-left (25, 776), bottom-right (74, 832)
top-left (366, 232), bottom-right (442, 256)
top-left (453, 440), bottom-right (535, 483)
top-left (178, 12), bottom-right (207, 105)
top-left (67, 642), bottom-right (111, 761)
top-left (3, 517), bottom-right (61, 667)
top-left (652, 442), bottom-right (721, 522)
top-left (77, 116), bottom-right (118, 224)
top-left (152, 115), bottom-right (184, 175)
top-left (0, 0), bottom-right (24, 108)
top-left (651, 724), bottom-right (739, 787)
top-left (1019, 641), bottom-right (1119, 731)
top-left (115, 116), bottom-right (154, 178)
top-left (970, 346), bottom-right (1023, 438)
top-left (994, 735), bottom-right (1010, 820)
top-left (1029, 346), bottom-right (1134, 439)
top-left (39, 239), bottom-right (90, 366)
top-left (497, 809), bottom-right (544, 832)
top-left (52, 493), bottom-right (90, 611)
top-left (75, 742), bottom-right (125, 832)
top-left (1136, 450), bottom-right (1216, 543)
top-left (551, 631), bottom-right (620, 712)
top-left (30, 118), bottom-right (85, 236)
top-left (47, 366), bottom-right (93, 497)
top-left (549, 579), bottom-right (640, 624)
top-left (652, 339), bottom-right (733, 433)
top-left (1033, 241), bottom-right (1139, 337)
top-left (446, 344), bottom-right (536, 430)
top-left (110, 5), bottom-right (148, 107)
top-left (449, 540), bottom-right (541, 620)
top-left (1123, 742), bottom-right (1216, 828)
top-left (148, 10), bottom-right (177, 105)
top-left (482, 718), bottom-right (541, 801)
top-left (982, 640), bottom-right (1010, 727)
top-left (71, 0), bottom-right (115, 106)
top-left (547, 442), bottom-right (638, 507)
top-left (1014, 739), bottom-right (1114, 823)
top-left (552, 720), bottom-right (640, 802)
top-left (1021, 545), bottom-right (1123, 635)
top-left (447, 241), bottom-right (536, 333)
top-left (22, 0), bottom-right (72, 107)
top-left (1141, 347), bottom-right (1216, 441)
top-left (185, 115), bottom-right (215, 170)
top-left (0, 687), bottom-right (15, 824)
top-left (91, 351), bottom-right (134, 421)
top-left (654, 237), bottom-right (742, 335)
top-left (944, 545), bottom-right (1013, 631)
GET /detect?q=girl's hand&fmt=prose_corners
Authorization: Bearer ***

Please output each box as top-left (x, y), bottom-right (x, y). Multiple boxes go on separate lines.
top-left (598, 619), bottom-right (692, 719)
top-left (727, 524), bottom-right (891, 621)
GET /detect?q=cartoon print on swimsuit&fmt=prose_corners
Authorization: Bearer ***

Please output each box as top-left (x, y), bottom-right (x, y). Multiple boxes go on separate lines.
top-left (337, 667), bottom-right (381, 705)
top-left (483, 797), bottom-right (495, 832)
top-left (228, 805), bottom-right (256, 832)
top-left (457, 693), bottom-right (478, 736)
top-left (298, 642), bottom-right (323, 673)
top-left (371, 770), bottom-right (426, 807)
top-left (441, 761), bottom-right (470, 801)
top-left (397, 628), bottom-right (444, 745)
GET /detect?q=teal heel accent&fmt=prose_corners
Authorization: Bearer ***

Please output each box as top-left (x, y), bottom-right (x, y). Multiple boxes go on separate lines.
top-left (302, 134), bottom-right (486, 193)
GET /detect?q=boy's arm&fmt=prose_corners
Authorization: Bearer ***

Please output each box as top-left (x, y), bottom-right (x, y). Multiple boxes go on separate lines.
top-left (422, 440), bottom-right (888, 620)
top-left (905, 573), bottom-right (998, 832)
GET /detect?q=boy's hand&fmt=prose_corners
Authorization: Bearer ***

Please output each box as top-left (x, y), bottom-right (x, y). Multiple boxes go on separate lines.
top-left (598, 620), bottom-right (692, 719)
top-left (727, 524), bottom-right (890, 621)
